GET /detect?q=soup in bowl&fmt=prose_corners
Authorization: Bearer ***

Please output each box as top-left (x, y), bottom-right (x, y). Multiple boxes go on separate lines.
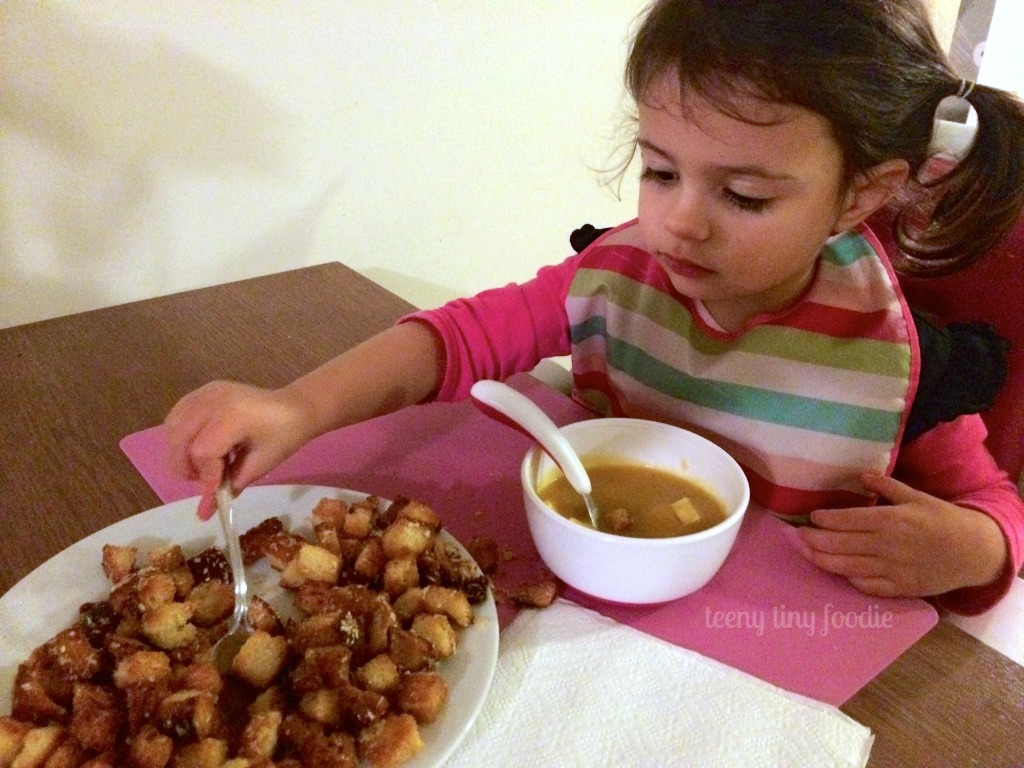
top-left (521, 418), bottom-right (750, 604)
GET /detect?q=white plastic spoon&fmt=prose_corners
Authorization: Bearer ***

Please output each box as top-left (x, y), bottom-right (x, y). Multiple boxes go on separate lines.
top-left (469, 379), bottom-right (600, 529)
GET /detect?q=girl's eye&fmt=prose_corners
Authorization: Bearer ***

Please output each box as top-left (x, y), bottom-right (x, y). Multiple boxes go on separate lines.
top-left (640, 166), bottom-right (676, 185)
top-left (724, 189), bottom-right (773, 213)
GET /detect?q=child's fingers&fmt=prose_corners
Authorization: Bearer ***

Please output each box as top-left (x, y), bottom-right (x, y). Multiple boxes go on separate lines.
top-left (164, 402), bottom-right (209, 481)
top-left (859, 472), bottom-right (928, 504)
top-left (799, 540), bottom-right (904, 596)
top-left (802, 548), bottom-right (876, 573)
top-left (164, 383), bottom-right (235, 480)
top-left (185, 410), bottom-right (249, 480)
top-left (808, 505), bottom-right (885, 532)
top-left (799, 525), bottom-right (880, 557)
top-left (230, 449), bottom-right (271, 492)
top-left (846, 575), bottom-right (900, 598)
top-left (193, 458), bottom-right (226, 521)
top-left (802, 548), bottom-right (882, 578)
top-left (196, 491), bottom-right (219, 522)
top-left (800, 534), bottom-right (905, 596)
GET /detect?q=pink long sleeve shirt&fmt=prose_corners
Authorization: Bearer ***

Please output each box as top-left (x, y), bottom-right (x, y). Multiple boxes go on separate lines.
top-left (404, 238), bottom-right (1024, 615)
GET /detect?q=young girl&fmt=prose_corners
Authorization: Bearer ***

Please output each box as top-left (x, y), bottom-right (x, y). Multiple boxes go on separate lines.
top-left (166, 0), bottom-right (1024, 615)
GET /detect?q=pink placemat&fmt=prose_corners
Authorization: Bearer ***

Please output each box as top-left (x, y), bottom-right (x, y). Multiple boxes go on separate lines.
top-left (121, 373), bottom-right (937, 705)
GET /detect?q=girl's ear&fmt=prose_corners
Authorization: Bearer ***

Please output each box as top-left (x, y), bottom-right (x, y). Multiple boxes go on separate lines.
top-left (833, 159), bottom-right (910, 233)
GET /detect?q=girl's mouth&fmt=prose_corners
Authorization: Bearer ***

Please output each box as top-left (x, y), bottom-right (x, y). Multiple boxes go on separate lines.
top-left (658, 253), bottom-right (715, 279)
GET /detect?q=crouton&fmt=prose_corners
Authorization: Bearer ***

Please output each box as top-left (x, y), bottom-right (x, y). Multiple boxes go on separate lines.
top-left (353, 538), bottom-right (386, 582)
top-left (11, 659), bottom-right (67, 724)
top-left (170, 738), bottom-right (228, 768)
top-left (310, 498), bottom-right (348, 530)
top-left (127, 724), bottom-right (173, 768)
top-left (260, 533), bottom-right (304, 571)
top-left (298, 690), bottom-right (341, 728)
top-left (140, 603), bottom-right (197, 650)
top-left (358, 714), bottom-right (423, 768)
top-left (0, 717), bottom-right (31, 766)
top-left (420, 586), bottom-right (473, 628)
top-left (295, 544), bottom-right (341, 584)
top-left (135, 571), bottom-right (178, 613)
top-left (365, 597), bottom-right (398, 657)
top-left (185, 580), bottom-right (234, 627)
top-left (239, 517), bottom-right (285, 566)
top-left (337, 680), bottom-right (389, 728)
top-left (33, 730), bottom-right (85, 768)
top-left (186, 548), bottom-right (230, 585)
top-left (410, 613), bottom-right (457, 660)
top-left (394, 501), bottom-right (441, 531)
top-left (112, 650), bottom-right (171, 688)
top-left (314, 523), bottom-right (342, 556)
top-left (247, 686), bottom-right (286, 717)
top-left (387, 628), bottom-right (434, 673)
top-left (247, 595), bottom-right (283, 635)
top-left (156, 690), bottom-right (224, 741)
top-left (101, 544), bottom-right (137, 584)
top-left (463, 537), bottom-right (499, 575)
top-left (299, 731), bottom-right (358, 768)
top-left (175, 662), bottom-right (223, 697)
top-left (382, 557), bottom-right (419, 599)
top-left (237, 710), bottom-right (281, 761)
top-left (46, 627), bottom-right (102, 681)
top-left (512, 578), bottom-right (559, 609)
top-left (70, 683), bottom-right (123, 753)
top-left (289, 612), bottom-right (348, 655)
top-left (380, 519), bottom-right (433, 559)
top-left (341, 505), bottom-right (375, 540)
top-left (147, 544), bottom-right (186, 571)
top-left (231, 631), bottom-right (288, 689)
top-left (396, 671), bottom-right (449, 725)
top-left (354, 654), bottom-right (400, 694)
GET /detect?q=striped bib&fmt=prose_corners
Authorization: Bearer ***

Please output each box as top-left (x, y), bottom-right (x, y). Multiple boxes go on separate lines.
top-left (566, 227), bottom-right (917, 519)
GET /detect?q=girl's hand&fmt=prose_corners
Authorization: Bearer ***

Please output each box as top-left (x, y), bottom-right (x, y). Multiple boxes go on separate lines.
top-left (798, 473), bottom-right (1008, 598)
top-left (164, 381), bottom-right (317, 520)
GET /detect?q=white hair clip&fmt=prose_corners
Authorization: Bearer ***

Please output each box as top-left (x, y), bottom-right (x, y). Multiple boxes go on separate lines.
top-left (955, 78), bottom-right (976, 100)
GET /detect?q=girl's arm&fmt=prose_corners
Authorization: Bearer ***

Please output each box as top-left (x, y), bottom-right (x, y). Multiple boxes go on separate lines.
top-left (404, 257), bottom-right (579, 402)
top-left (166, 253), bottom-right (581, 519)
top-left (798, 415), bottom-right (1024, 614)
top-left (166, 246), bottom-right (585, 520)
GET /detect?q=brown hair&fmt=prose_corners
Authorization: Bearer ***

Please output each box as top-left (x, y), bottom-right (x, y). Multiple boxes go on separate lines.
top-left (625, 0), bottom-right (1024, 275)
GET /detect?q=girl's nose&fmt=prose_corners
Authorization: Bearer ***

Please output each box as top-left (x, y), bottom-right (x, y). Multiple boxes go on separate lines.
top-left (664, 190), bottom-right (711, 241)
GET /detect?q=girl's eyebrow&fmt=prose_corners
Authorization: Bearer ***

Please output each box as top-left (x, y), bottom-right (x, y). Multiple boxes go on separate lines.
top-left (637, 138), bottom-right (796, 182)
top-left (637, 138), bottom-right (674, 163)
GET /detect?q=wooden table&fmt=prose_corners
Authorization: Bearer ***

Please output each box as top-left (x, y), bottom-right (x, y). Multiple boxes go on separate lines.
top-left (2, 262), bottom-right (1022, 767)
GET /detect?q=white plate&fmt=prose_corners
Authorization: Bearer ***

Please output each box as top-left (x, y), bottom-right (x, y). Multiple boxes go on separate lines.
top-left (0, 484), bottom-right (499, 768)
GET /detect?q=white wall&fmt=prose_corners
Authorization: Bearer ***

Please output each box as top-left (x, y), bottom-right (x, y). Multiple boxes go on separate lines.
top-left (3, 1), bottom-right (1019, 330)
top-left (928, 0), bottom-right (960, 51)
top-left (0, 1), bottom-right (645, 328)
top-left (977, 0), bottom-right (1024, 96)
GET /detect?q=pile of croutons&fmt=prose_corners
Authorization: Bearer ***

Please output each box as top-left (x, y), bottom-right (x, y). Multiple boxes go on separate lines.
top-left (0, 495), bottom-right (489, 768)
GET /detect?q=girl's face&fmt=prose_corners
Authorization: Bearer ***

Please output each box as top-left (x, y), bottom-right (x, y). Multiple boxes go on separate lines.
top-left (637, 72), bottom-right (856, 331)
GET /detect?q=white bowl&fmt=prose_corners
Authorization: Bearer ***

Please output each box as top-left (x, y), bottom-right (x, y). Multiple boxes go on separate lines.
top-left (521, 418), bottom-right (750, 604)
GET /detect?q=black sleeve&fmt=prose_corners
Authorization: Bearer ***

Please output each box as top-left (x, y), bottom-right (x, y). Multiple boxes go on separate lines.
top-left (903, 310), bottom-right (1010, 442)
top-left (569, 224), bottom-right (612, 254)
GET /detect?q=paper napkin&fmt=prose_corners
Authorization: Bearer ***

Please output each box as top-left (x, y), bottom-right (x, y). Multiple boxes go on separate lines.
top-left (443, 599), bottom-right (873, 768)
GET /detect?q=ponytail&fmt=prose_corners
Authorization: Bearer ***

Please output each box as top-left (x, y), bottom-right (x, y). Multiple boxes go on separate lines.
top-left (894, 85), bottom-right (1024, 275)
